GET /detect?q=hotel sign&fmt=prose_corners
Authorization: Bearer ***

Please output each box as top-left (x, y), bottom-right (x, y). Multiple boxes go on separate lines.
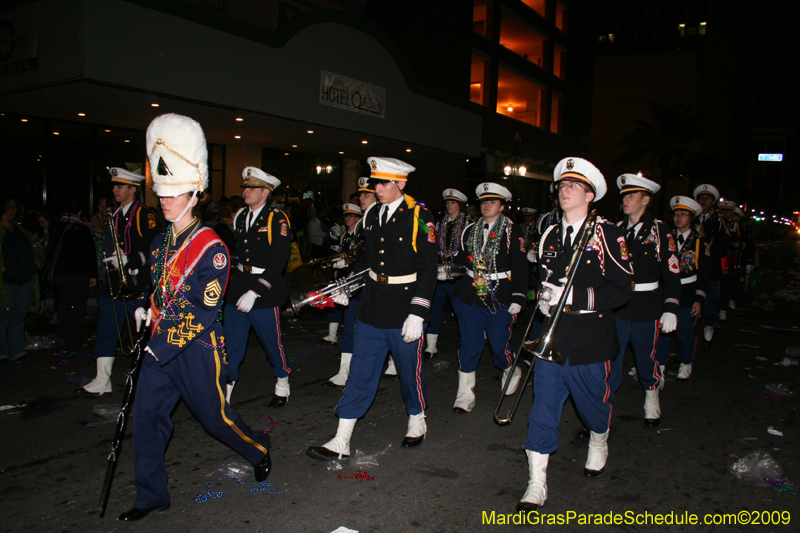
top-left (320, 70), bottom-right (385, 118)
top-left (758, 154), bottom-right (783, 162)
top-left (0, 11), bottom-right (39, 77)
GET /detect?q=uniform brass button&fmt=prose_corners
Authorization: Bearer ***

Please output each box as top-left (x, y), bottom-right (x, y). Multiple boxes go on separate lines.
top-left (599, 314), bottom-right (603, 318)
top-left (380, 237), bottom-right (384, 242)
top-left (399, 237), bottom-right (403, 241)
top-left (244, 239), bottom-right (248, 244)
top-left (587, 260), bottom-right (591, 264)
top-left (245, 249), bottom-right (249, 253)
top-left (380, 262), bottom-right (384, 266)
top-left (405, 287), bottom-right (409, 290)
top-left (379, 250), bottom-right (384, 254)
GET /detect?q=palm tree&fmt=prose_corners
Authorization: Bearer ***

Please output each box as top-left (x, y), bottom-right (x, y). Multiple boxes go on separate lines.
top-left (615, 101), bottom-right (707, 217)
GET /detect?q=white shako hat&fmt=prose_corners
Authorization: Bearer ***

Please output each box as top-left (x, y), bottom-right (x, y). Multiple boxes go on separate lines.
top-left (717, 200), bottom-right (737, 210)
top-left (357, 177), bottom-right (375, 193)
top-left (617, 173), bottom-right (661, 195)
top-left (109, 167), bottom-right (145, 186)
top-left (147, 114), bottom-right (208, 196)
top-left (476, 182), bottom-right (512, 202)
top-left (670, 195), bottom-right (702, 215)
top-left (241, 166), bottom-right (280, 190)
top-left (521, 207), bottom-right (538, 214)
top-left (342, 203), bottom-right (362, 216)
top-left (553, 157), bottom-right (607, 201)
top-left (693, 184), bottom-right (720, 201)
top-left (367, 157), bottom-right (415, 183)
top-left (733, 207), bottom-right (745, 218)
top-left (442, 188), bottom-right (468, 203)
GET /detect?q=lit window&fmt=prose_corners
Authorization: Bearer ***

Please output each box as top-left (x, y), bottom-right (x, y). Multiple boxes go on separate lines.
top-left (550, 93), bottom-right (563, 135)
top-left (555, 2), bottom-right (567, 32)
top-left (554, 44), bottom-right (566, 79)
top-left (520, 0), bottom-right (545, 17)
top-left (699, 22), bottom-right (707, 35)
top-left (500, 10), bottom-right (547, 68)
top-left (678, 23), bottom-right (686, 37)
top-left (470, 53), bottom-right (490, 106)
top-left (473, 0), bottom-right (492, 37)
top-left (496, 66), bottom-right (546, 129)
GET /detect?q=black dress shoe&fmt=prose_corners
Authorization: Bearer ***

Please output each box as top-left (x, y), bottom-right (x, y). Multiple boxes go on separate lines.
top-left (574, 428), bottom-right (590, 440)
top-left (453, 407), bottom-right (469, 413)
top-left (322, 381), bottom-right (343, 388)
top-left (254, 452), bottom-right (271, 482)
top-left (401, 434), bottom-right (424, 447)
top-left (268, 395), bottom-right (288, 408)
top-left (118, 504), bottom-right (170, 521)
top-left (516, 501), bottom-right (539, 512)
top-left (644, 418), bottom-right (661, 428)
top-left (74, 387), bottom-right (111, 398)
top-left (703, 339), bottom-right (712, 350)
top-left (306, 446), bottom-right (349, 461)
top-left (584, 467), bottom-right (605, 478)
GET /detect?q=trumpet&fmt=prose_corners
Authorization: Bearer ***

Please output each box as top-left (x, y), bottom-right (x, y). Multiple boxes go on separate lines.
top-left (290, 268), bottom-right (368, 315)
top-left (307, 251), bottom-right (356, 270)
top-left (437, 263), bottom-right (469, 280)
top-left (493, 211), bottom-right (598, 426)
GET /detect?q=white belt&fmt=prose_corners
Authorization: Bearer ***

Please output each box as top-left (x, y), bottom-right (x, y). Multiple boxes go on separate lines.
top-left (237, 264), bottom-right (265, 275)
top-left (681, 274), bottom-right (697, 285)
top-left (369, 269), bottom-right (417, 285)
top-left (467, 270), bottom-right (511, 281)
top-left (634, 281), bottom-right (659, 292)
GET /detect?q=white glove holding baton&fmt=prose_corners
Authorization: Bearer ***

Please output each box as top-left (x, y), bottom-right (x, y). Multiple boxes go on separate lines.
top-left (401, 314), bottom-right (424, 343)
top-left (134, 307), bottom-right (152, 332)
top-left (236, 290), bottom-right (259, 313)
top-left (660, 312), bottom-right (678, 333)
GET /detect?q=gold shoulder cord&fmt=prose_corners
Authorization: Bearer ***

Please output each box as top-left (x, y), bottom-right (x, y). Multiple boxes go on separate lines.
top-left (412, 205), bottom-right (421, 253)
top-left (267, 211), bottom-right (274, 245)
top-left (135, 206), bottom-right (143, 238)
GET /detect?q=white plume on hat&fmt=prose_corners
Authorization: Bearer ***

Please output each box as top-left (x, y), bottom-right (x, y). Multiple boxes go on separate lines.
top-left (147, 113), bottom-right (208, 196)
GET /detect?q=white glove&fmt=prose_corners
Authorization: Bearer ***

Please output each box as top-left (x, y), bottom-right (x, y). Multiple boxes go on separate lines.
top-left (508, 303), bottom-right (522, 315)
top-left (134, 307), bottom-right (152, 332)
top-left (236, 290), bottom-right (259, 313)
top-left (103, 253), bottom-right (128, 269)
top-left (437, 270), bottom-right (449, 281)
top-left (526, 249), bottom-right (537, 263)
top-left (660, 312), bottom-right (677, 333)
top-left (401, 314), bottom-right (424, 343)
top-left (329, 224), bottom-right (345, 240)
top-left (332, 258), bottom-right (347, 269)
top-left (332, 292), bottom-right (349, 306)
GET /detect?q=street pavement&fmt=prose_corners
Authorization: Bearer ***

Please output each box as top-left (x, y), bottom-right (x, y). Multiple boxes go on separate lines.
top-left (1, 238), bottom-right (799, 533)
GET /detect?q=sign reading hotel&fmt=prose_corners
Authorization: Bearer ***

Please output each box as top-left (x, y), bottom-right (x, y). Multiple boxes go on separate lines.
top-left (0, 11), bottom-right (39, 77)
top-left (320, 70), bottom-right (385, 118)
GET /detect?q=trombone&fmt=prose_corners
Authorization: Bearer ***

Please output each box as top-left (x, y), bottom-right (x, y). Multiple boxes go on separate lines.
top-left (105, 213), bottom-right (137, 356)
top-left (493, 211), bottom-right (598, 426)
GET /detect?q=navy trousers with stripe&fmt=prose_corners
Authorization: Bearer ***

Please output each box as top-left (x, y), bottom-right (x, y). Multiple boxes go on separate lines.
top-left (525, 357), bottom-right (613, 453)
top-left (335, 320), bottom-right (427, 418)
top-left (132, 338), bottom-right (270, 508)
top-left (428, 280), bottom-right (458, 335)
top-left (223, 304), bottom-right (291, 382)
top-left (452, 295), bottom-right (516, 373)
top-left (611, 317), bottom-right (662, 392)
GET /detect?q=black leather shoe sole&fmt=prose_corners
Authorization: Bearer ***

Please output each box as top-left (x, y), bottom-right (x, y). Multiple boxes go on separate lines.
top-left (74, 388), bottom-right (111, 397)
top-left (402, 435), bottom-right (424, 447)
top-left (516, 501), bottom-right (539, 512)
top-left (268, 395), bottom-right (288, 408)
top-left (575, 428), bottom-right (590, 440)
top-left (644, 418), bottom-right (661, 428)
top-left (322, 381), bottom-right (343, 388)
top-left (584, 467), bottom-right (605, 478)
top-left (254, 452), bottom-right (272, 482)
top-left (452, 407), bottom-right (470, 413)
top-left (118, 504), bottom-right (170, 521)
top-left (306, 446), bottom-right (349, 461)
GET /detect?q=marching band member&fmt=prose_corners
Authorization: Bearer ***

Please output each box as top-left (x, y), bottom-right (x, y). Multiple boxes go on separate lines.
top-left (717, 200), bottom-right (747, 320)
top-left (425, 188), bottom-right (469, 358)
top-left (693, 184), bottom-right (730, 349)
top-left (518, 157), bottom-right (631, 512)
top-left (450, 183), bottom-right (527, 413)
top-left (121, 114), bottom-right (270, 521)
top-left (223, 167), bottom-right (292, 407)
top-left (306, 157), bottom-right (437, 460)
top-left (326, 202), bottom-right (365, 386)
top-left (78, 167), bottom-right (159, 396)
top-left (611, 173), bottom-right (680, 427)
top-left (520, 207), bottom-right (539, 302)
top-left (655, 196), bottom-right (710, 381)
